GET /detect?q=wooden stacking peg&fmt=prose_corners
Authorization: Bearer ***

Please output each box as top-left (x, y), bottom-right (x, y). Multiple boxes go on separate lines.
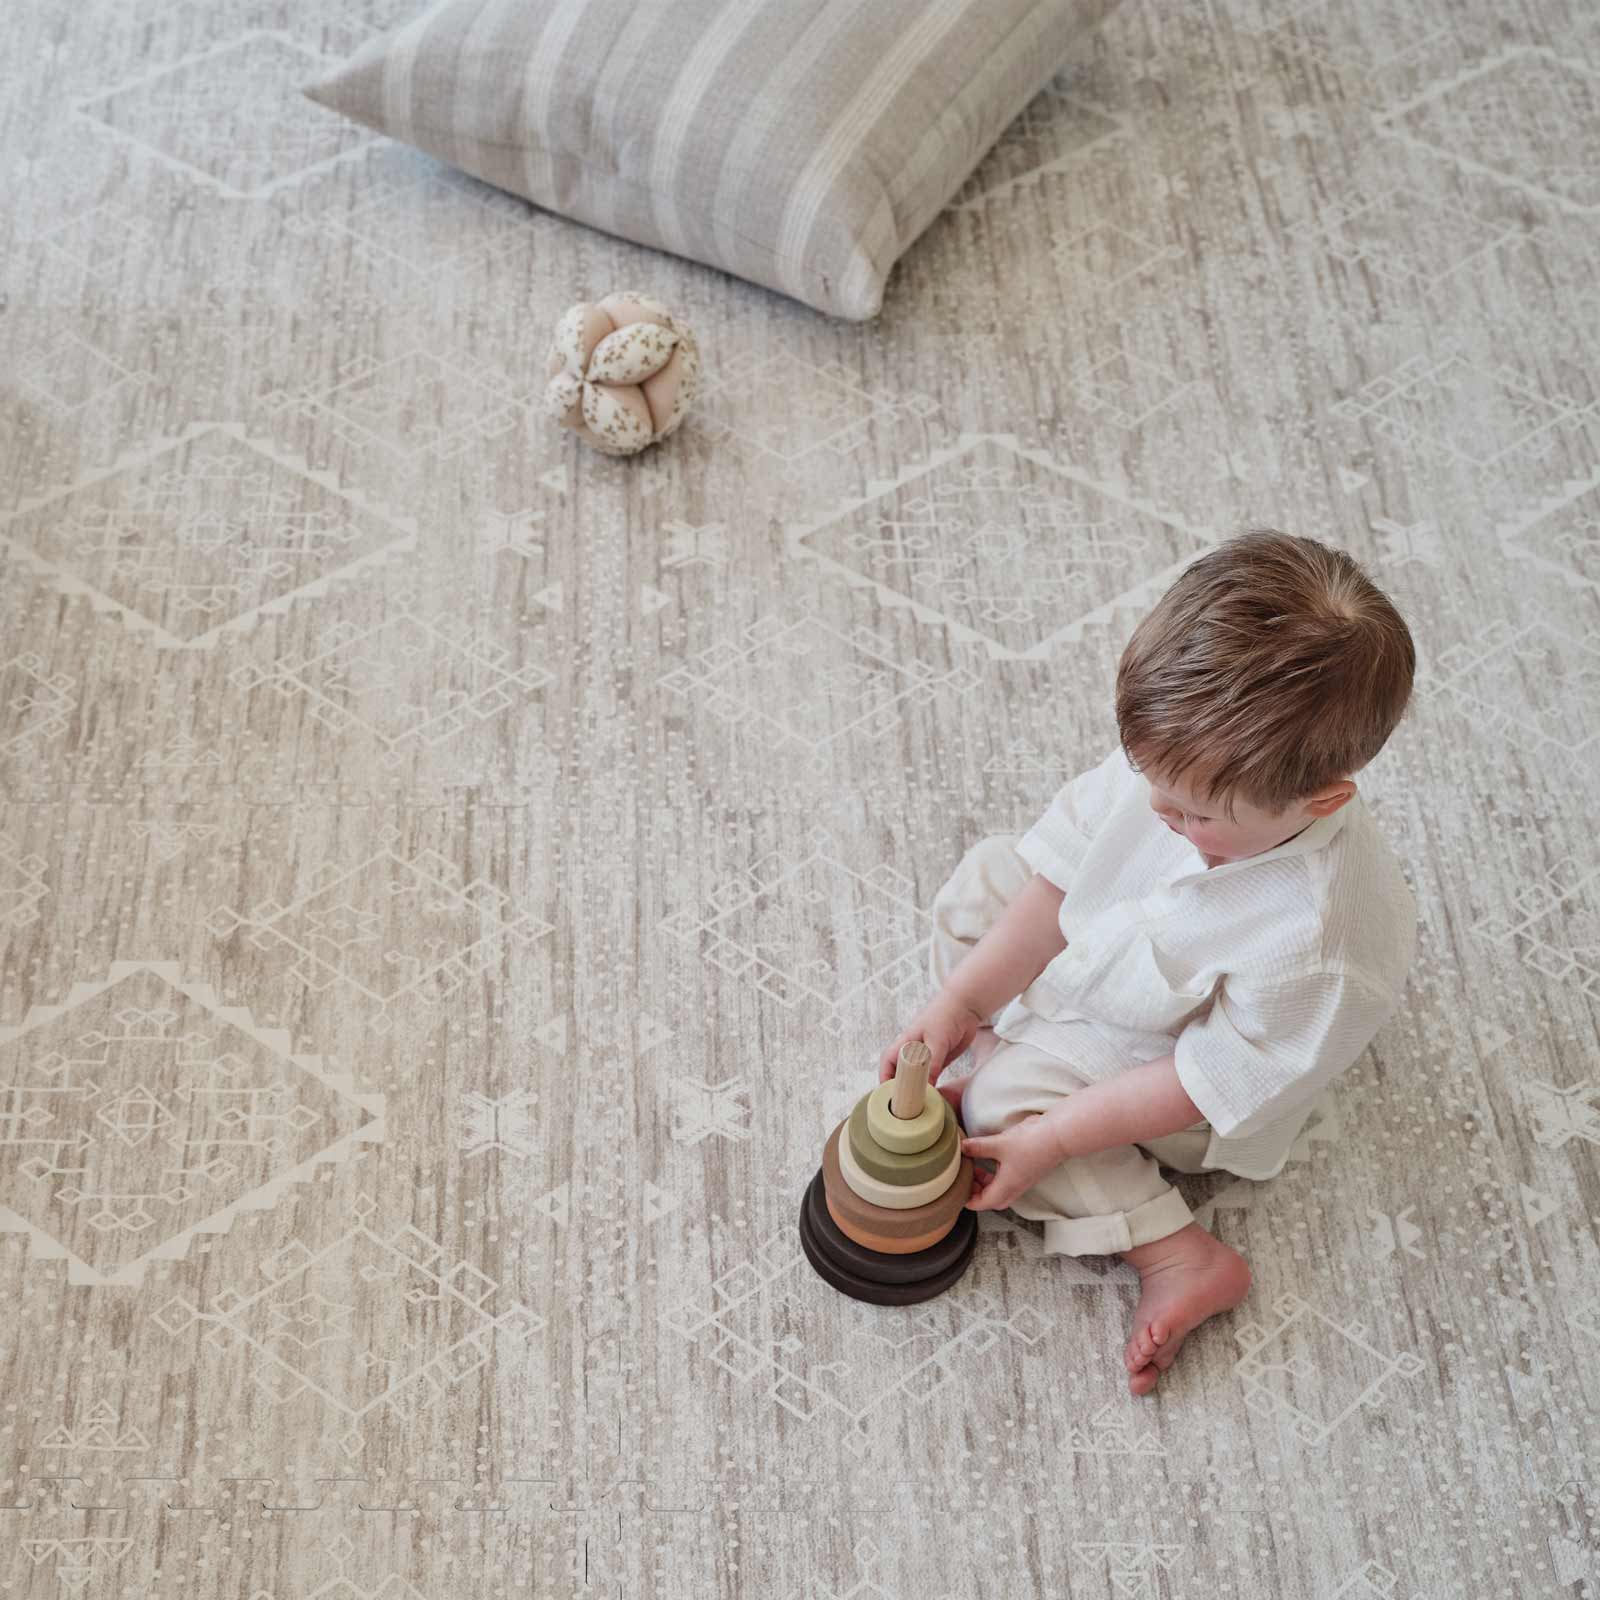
top-left (890, 1040), bottom-right (932, 1120)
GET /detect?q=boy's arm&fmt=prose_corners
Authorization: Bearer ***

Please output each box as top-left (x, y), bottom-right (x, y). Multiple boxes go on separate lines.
top-left (963, 1057), bottom-right (1204, 1211)
top-left (1032, 1056), bottom-right (1203, 1161)
top-left (941, 872), bottom-right (1068, 1020)
top-left (880, 873), bottom-right (1070, 1083)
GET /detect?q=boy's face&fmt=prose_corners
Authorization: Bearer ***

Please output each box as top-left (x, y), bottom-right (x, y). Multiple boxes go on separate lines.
top-left (1136, 757), bottom-right (1355, 865)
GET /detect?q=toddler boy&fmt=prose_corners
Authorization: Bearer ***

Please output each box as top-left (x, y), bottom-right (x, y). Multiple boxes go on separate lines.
top-left (880, 529), bottom-right (1417, 1395)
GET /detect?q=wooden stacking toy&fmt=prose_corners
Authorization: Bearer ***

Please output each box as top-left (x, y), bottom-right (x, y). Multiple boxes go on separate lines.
top-left (799, 1041), bottom-right (977, 1305)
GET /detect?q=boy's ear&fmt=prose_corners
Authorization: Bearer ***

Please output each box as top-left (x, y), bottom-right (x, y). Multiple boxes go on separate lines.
top-left (1305, 780), bottom-right (1357, 818)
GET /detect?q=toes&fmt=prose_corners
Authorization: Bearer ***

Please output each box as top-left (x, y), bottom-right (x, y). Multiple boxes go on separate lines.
top-left (1129, 1365), bottom-right (1160, 1397)
top-left (1152, 1343), bottom-right (1181, 1372)
top-left (1147, 1318), bottom-right (1168, 1347)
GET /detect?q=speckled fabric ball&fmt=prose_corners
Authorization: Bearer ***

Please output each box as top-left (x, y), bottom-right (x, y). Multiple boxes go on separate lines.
top-left (542, 291), bottom-right (700, 456)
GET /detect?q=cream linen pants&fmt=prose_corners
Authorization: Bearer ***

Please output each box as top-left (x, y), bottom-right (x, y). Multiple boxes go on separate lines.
top-left (933, 835), bottom-right (1215, 1257)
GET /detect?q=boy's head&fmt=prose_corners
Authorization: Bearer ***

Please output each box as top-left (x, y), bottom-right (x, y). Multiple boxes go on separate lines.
top-left (1116, 529), bottom-right (1414, 863)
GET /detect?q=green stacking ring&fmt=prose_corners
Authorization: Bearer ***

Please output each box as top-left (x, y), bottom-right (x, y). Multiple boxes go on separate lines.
top-left (839, 1122), bottom-right (961, 1209)
top-left (848, 1092), bottom-right (958, 1186)
top-left (865, 1079), bottom-right (946, 1154)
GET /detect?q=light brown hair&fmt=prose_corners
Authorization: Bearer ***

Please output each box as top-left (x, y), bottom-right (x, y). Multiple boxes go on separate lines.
top-left (1115, 529), bottom-right (1415, 816)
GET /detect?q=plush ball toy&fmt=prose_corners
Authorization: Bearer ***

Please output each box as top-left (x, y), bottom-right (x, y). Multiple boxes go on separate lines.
top-left (543, 292), bottom-right (700, 456)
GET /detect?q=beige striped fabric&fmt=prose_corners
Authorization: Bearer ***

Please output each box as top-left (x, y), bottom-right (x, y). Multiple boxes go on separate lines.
top-left (303, 0), bottom-right (1118, 319)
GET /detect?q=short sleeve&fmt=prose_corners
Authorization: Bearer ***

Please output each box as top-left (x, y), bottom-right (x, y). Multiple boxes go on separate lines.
top-left (1015, 747), bottom-right (1131, 891)
top-left (1174, 969), bottom-right (1401, 1138)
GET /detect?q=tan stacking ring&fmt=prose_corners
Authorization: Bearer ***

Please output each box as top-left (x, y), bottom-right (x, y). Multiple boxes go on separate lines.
top-left (839, 1116), bottom-right (961, 1209)
top-left (866, 1079), bottom-right (946, 1154)
top-left (822, 1122), bottom-right (972, 1240)
top-left (826, 1193), bottom-right (953, 1255)
top-left (848, 1092), bottom-right (958, 1186)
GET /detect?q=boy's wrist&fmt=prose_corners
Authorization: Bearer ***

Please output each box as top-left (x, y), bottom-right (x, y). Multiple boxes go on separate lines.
top-left (1038, 1099), bottom-right (1079, 1164)
top-left (939, 981), bottom-right (990, 1027)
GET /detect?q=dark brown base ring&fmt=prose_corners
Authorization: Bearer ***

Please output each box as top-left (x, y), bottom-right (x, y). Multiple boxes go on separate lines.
top-left (798, 1168), bottom-right (978, 1304)
top-left (805, 1169), bottom-right (973, 1282)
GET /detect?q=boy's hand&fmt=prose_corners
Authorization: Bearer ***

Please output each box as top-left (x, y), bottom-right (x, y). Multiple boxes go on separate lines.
top-left (962, 1115), bottom-right (1065, 1212)
top-left (878, 992), bottom-right (985, 1086)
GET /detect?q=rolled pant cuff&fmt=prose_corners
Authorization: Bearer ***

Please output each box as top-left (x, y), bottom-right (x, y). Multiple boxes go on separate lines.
top-left (1037, 1185), bottom-right (1194, 1257)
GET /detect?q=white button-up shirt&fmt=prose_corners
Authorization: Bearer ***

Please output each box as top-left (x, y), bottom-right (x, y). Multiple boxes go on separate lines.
top-left (992, 747), bottom-right (1416, 1179)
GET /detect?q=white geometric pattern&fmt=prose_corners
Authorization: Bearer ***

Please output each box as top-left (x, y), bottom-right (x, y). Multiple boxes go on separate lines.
top-left (229, 609), bottom-right (553, 760)
top-left (662, 613), bottom-right (980, 756)
top-left (208, 832), bottom-right (553, 1011)
top-left (459, 1091), bottom-right (540, 1158)
top-left (0, 839), bottom-right (49, 930)
top-left (1329, 1561), bottom-right (1420, 1599)
top-left (0, 964), bottom-right (382, 1286)
top-left (0, 424), bottom-right (416, 649)
top-left (1070, 1542), bottom-right (1182, 1600)
top-left (127, 819), bottom-right (219, 863)
top-left (1234, 1293), bottom-right (1425, 1446)
top-left (663, 832), bottom-right (928, 1033)
top-left (150, 1197), bottom-right (543, 1456)
top-left (9, 330), bottom-right (146, 421)
top-left (792, 435), bottom-right (1215, 660)
top-left (74, 32), bottom-right (380, 200)
top-left (1472, 861), bottom-right (1600, 999)
top-left (1331, 352), bottom-right (1593, 472)
top-left (39, 1400), bottom-right (150, 1455)
top-left (32, 201), bottom-right (163, 287)
top-left (19, 1537), bottom-right (134, 1595)
top-left (1519, 1081), bottom-right (1600, 1150)
top-left (667, 1076), bottom-right (753, 1146)
top-left (0, 653), bottom-right (74, 763)
top-left (1067, 1401), bottom-right (1165, 1457)
top-left (292, 166), bottom-right (543, 284)
top-left (664, 1233), bottom-right (1054, 1453)
top-left (1247, 1), bottom-right (1472, 81)
top-left (1376, 48), bottom-right (1600, 214)
top-left (695, 344), bottom-right (939, 466)
top-left (950, 83), bottom-right (1122, 208)
top-left (1430, 622), bottom-right (1600, 777)
top-left (1287, 185), bottom-right (1524, 294)
top-left (280, 350), bottom-right (532, 463)
top-left (1497, 466), bottom-right (1600, 592)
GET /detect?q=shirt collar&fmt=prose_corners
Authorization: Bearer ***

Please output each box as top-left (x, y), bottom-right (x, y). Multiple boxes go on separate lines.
top-left (1167, 802), bottom-right (1351, 887)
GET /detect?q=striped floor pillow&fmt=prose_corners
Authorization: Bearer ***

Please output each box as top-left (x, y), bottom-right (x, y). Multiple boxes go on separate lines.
top-left (304, 0), bottom-right (1117, 321)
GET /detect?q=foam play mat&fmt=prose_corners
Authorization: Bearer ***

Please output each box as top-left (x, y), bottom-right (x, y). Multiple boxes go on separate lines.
top-left (1, 0), bottom-right (1597, 1594)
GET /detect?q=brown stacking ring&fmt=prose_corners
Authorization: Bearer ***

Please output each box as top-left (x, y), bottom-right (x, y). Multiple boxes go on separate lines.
top-left (805, 1169), bottom-right (975, 1284)
top-left (821, 1120), bottom-right (972, 1241)
top-left (847, 1092), bottom-right (959, 1187)
top-left (799, 1171), bottom-right (977, 1305)
top-left (826, 1192), bottom-right (954, 1255)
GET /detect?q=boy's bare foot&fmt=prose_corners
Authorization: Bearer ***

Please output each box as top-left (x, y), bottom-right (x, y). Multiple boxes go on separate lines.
top-left (1120, 1223), bottom-right (1251, 1396)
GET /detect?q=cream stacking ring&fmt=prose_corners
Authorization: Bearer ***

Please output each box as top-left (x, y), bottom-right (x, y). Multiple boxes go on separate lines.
top-left (838, 1121), bottom-right (962, 1209)
top-left (865, 1078), bottom-right (948, 1153)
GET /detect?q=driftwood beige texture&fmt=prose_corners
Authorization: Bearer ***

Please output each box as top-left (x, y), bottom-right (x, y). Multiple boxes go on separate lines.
top-left (2, 0), bottom-right (1600, 1594)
